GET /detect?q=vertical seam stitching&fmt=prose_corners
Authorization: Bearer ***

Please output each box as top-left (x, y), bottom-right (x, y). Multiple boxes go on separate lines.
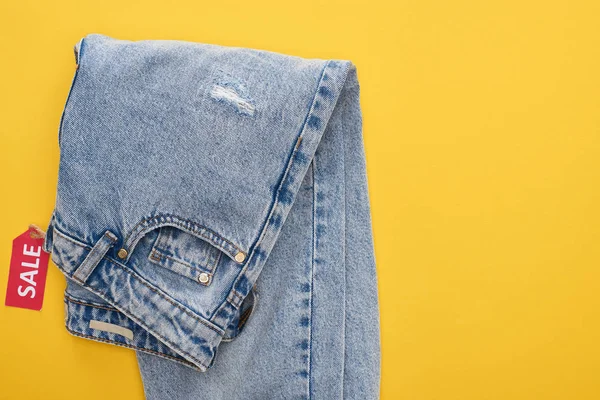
top-left (245, 61), bottom-right (330, 262)
top-left (309, 159), bottom-right (317, 400)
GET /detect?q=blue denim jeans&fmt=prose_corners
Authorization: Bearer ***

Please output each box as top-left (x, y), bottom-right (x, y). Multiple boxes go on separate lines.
top-left (43, 33), bottom-right (380, 399)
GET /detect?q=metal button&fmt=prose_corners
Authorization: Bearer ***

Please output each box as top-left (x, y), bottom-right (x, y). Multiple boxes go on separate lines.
top-left (198, 272), bottom-right (210, 284)
top-left (117, 248), bottom-right (128, 259)
top-left (234, 252), bottom-right (246, 263)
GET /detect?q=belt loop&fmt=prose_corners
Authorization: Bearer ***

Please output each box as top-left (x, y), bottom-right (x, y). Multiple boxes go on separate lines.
top-left (72, 230), bottom-right (118, 284)
top-left (226, 289), bottom-right (244, 309)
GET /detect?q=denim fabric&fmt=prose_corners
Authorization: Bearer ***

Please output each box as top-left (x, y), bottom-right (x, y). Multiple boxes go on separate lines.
top-left (43, 33), bottom-right (380, 399)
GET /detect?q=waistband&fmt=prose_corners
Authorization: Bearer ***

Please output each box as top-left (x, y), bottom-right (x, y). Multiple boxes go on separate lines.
top-left (50, 223), bottom-right (224, 371)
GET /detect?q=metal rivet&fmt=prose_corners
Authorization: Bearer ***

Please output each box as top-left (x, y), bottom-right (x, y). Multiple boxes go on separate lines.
top-left (234, 252), bottom-right (246, 263)
top-left (117, 248), bottom-right (128, 259)
top-left (198, 273), bottom-right (210, 284)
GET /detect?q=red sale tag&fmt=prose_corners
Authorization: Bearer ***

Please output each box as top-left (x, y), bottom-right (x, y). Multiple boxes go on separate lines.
top-left (5, 225), bottom-right (50, 311)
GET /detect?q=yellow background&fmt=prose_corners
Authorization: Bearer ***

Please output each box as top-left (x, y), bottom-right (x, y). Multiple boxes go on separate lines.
top-left (1, 0), bottom-right (599, 399)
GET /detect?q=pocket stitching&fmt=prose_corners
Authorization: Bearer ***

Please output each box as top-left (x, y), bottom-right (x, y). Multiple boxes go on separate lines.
top-left (147, 226), bottom-right (223, 285)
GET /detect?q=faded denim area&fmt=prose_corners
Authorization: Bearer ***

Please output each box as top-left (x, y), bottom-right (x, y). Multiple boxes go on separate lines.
top-left (44, 34), bottom-right (380, 399)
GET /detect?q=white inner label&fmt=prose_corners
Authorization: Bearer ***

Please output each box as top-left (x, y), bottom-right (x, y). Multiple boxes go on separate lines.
top-left (89, 320), bottom-right (134, 340)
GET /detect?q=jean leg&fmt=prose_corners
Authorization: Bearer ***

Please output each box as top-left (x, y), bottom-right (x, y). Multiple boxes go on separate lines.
top-left (341, 69), bottom-right (381, 399)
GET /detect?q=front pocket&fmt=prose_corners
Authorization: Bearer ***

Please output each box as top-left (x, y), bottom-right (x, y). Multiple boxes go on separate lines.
top-left (147, 226), bottom-right (223, 286)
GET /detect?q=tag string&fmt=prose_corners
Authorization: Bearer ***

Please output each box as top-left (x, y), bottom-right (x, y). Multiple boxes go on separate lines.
top-left (29, 224), bottom-right (46, 239)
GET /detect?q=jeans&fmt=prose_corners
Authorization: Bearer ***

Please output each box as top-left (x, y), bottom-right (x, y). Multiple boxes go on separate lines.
top-left (42, 33), bottom-right (380, 399)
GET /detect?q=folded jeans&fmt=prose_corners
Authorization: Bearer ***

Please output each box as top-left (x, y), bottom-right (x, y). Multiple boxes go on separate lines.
top-left (43, 33), bottom-right (380, 400)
